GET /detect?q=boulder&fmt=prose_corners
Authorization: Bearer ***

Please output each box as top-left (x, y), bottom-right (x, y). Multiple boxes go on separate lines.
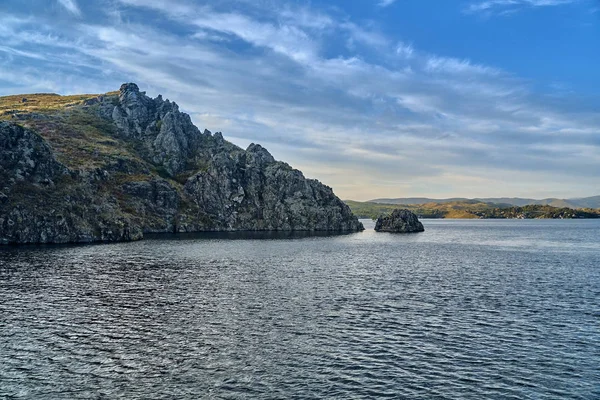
top-left (375, 209), bottom-right (424, 233)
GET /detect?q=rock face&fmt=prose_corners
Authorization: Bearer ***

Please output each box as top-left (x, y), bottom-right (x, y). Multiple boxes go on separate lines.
top-left (0, 83), bottom-right (363, 244)
top-left (110, 83), bottom-right (208, 176)
top-left (0, 122), bottom-right (143, 244)
top-left (184, 143), bottom-right (359, 231)
top-left (375, 209), bottom-right (424, 233)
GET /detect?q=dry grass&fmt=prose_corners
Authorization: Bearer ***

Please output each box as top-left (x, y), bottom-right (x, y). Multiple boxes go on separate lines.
top-left (444, 209), bottom-right (480, 219)
top-left (0, 88), bottom-right (142, 171)
top-left (17, 109), bottom-right (137, 170)
top-left (0, 93), bottom-right (105, 119)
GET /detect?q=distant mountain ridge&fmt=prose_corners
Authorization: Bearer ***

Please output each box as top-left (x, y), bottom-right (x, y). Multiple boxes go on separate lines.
top-left (368, 196), bottom-right (600, 209)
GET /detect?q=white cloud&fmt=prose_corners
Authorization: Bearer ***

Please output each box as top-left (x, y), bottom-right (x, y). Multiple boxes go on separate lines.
top-left (117, 0), bottom-right (195, 17)
top-left (466, 0), bottom-right (579, 14)
top-left (378, 0), bottom-right (398, 7)
top-left (425, 56), bottom-right (501, 76)
top-left (57, 0), bottom-right (81, 16)
top-left (342, 22), bottom-right (390, 49)
top-left (279, 8), bottom-right (334, 30)
top-left (190, 30), bottom-right (230, 42)
top-left (192, 12), bottom-right (318, 63)
top-left (396, 41), bottom-right (414, 58)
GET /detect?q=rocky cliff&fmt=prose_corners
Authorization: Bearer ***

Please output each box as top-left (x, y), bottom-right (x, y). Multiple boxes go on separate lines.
top-left (0, 83), bottom-right (363, 244)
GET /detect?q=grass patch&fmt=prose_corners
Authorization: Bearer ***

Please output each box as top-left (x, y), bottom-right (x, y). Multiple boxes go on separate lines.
top-left (12, 108), bottom-right (142, 171)
top-left (0, 93), bottom-right (98, 119)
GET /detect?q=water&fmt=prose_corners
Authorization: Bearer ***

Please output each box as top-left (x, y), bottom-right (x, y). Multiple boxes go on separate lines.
top-left (1, 219), bottom-right (599, 399)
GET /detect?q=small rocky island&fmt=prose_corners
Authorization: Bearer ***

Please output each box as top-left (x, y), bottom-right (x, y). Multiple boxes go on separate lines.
top-left (375, 209), bottom-right (425, 233)
top-left (0, 83), bottom-right (363, 244)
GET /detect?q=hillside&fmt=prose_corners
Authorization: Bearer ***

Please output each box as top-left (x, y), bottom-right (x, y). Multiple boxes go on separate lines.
top-left (346, 200), bottom-right (600, 220)
top-left (369, 196), bottom-right (600, 209)
top-left (0, 83), bottom-right (363, 244)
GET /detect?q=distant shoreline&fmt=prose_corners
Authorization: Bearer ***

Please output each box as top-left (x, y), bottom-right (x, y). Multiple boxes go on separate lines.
top-left (346, 200), bottom-right (600, 220)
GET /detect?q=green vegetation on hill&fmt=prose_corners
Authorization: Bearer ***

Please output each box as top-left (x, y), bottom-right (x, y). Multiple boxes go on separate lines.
top-left (345, 200), bottom-right (600, 220)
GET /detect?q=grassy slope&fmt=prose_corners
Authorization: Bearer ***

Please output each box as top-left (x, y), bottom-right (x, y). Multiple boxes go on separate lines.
top-left (1, 93), bottom-right (99, 115)
top-left (345, 200), bottom-right (600, 220)
top-left (0, 92), bottom-right (135, 170)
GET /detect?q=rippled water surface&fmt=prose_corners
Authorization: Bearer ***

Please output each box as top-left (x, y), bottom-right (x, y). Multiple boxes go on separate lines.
top-left (1, 219), bottom-right (599, 399)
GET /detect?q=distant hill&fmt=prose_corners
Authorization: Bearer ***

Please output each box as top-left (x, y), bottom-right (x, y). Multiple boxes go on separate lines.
top-left (368, 196), bottom-right (600, 209)
top-left (345, 200), bottom-right (600, 220)
top-left (569, 196), bottom-right (600, 209)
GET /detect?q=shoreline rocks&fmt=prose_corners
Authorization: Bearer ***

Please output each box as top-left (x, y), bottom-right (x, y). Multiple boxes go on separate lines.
top-left (375, 209), bottom-right (424, 233)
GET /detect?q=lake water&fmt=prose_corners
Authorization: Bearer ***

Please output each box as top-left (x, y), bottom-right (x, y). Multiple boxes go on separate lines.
top-left (1, 219), bottom-right (599, 399)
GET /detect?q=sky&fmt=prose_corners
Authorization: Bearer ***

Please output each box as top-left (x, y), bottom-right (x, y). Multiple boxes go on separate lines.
top-left (0, 0), bottom-right (599, 201)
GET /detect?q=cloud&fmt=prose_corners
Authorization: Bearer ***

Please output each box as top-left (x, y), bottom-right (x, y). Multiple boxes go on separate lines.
top-left (424, 56), bottom-right (501, 76)
top-left (378, 0), bottom-right (398, 7)
top-left (192, 12), bottom-right (318, 63)
top-left (57, 0), bottom-right (81, 16)
top-left (342, 22), bottom-right (390, 49)
top-left (465, 0), bottom-right (579, 14)
top-left (396, 41), bottom-right (414, 58)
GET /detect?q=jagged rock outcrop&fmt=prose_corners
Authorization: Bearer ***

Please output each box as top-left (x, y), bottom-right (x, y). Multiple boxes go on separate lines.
top-left (375, 209), bottom-right (424, 233)
top-left (184, 143), bottom-right (361, 231)
top-left (109, 83), bottom-right (211, 175)
top-left (0, 83), bottom-right (363, 244)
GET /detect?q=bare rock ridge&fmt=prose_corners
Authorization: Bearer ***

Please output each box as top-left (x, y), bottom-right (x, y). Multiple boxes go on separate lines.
top-left (375, 209), bottom-right (424, 233)
top-left (110, 83), bottom-right (207, 175)
top-left (0, 83), bottom-right (363, 244)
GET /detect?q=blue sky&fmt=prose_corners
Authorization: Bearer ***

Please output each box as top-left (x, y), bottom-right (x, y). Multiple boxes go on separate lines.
top-left (0, 0), bottom-right (599, 200)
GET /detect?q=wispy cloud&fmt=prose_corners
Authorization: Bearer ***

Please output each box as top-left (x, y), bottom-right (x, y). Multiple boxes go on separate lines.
top-left (192, 12), bottom-right (318, 63)
top-left (57, 0), bottom-right (81, 16)
top-left (378, 0), bottom-right (398, 7)
top-left (465, 0), bottom-right (579, 14)
top-left (396, 41), bottom-right (414, 58)
top-left (342, 21), bottom-right (390, 50)
top-left (424, 56), bottom-right (502, 76)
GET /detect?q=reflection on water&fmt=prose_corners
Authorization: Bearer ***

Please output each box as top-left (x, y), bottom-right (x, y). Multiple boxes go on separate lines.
top-left (1, 219), bottom-right (599, 399)
top-left (144, 229), bottom-right (356, 241)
